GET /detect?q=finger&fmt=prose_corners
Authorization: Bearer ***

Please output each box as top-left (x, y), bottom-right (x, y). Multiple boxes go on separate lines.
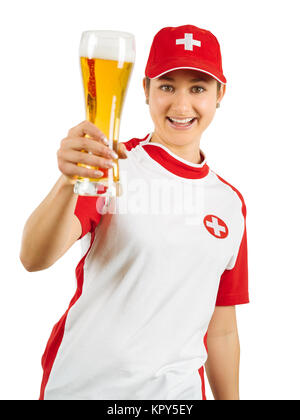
top-left (68, 120), bottom-right (108, 145)
top-left (62, 137), bottom-right (116, 158)
top-left (117, 143), bottom-right (128, 159)
top-left (63, 150), bottom-right (115, 169)
top-left (62, 162), bottom-right (105, 180)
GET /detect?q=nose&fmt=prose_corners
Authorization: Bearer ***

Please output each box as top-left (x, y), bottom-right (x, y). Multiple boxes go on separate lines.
top-left (169, 90), bottom-right (192, 116)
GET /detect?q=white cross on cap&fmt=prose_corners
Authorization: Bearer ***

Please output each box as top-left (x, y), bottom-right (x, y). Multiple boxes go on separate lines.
top-left (176, 33), bottom-right (201, 51)
top-left (205, 216), bottom-right (226, 237)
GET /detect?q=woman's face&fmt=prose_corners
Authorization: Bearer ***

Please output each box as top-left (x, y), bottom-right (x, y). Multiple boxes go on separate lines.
top-left (143, 69), bottom-right (225, 147)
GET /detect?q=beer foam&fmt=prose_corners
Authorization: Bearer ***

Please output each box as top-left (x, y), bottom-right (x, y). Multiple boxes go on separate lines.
top-left (79, 31), bottom-right (135, 63)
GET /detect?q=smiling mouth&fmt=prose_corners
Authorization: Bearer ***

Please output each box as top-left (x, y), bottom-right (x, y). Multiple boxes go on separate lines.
top-left (166, 116), bottom-right (197, 129)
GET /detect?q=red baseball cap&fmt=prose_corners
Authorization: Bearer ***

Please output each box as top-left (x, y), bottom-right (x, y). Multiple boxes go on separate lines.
top-left (145, 25), bottom-right (227, 84)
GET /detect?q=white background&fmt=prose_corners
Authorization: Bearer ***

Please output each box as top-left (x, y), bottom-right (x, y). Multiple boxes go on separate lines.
top-left (1, 0), bottom-right (299, 400)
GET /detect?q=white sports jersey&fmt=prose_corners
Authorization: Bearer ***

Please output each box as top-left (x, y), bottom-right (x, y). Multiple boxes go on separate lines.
top-left (40, 133), bottom-right (249, 400)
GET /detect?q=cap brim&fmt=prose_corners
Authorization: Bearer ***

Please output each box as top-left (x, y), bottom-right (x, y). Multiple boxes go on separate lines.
top-left (147, 60), bottom-right (227, 84)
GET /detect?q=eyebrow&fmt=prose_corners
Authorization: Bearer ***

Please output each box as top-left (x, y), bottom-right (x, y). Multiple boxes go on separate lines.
top-left (157, 76), bottom-right (209, 83)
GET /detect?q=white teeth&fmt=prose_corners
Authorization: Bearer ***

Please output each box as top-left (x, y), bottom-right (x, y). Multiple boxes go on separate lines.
top-left (169, 117), bottom-right (194, 124)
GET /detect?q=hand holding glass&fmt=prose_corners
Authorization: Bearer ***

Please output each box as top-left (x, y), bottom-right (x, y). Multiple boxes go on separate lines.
top-left (74, 30), bottom-right (135, 197)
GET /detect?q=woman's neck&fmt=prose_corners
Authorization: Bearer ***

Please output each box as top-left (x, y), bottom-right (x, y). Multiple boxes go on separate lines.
top-left (149, 132), bottom-right (203, 164)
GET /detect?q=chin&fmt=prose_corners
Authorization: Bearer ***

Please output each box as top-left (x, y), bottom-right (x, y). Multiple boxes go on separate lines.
top-left (167, 132), bottom-right (200, 145)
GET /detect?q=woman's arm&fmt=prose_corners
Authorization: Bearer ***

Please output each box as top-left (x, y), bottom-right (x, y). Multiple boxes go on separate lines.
top-left (20, 175), bottom-right (82, 271)
top-left (20, 121), bottom-right (128, 272)
top-left (204, 305), bottom-right (240, 400)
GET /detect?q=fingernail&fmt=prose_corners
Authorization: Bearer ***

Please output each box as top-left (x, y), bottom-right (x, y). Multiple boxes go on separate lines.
top-left (111, 151), bottom-right (118, 159)
top-left (103, 137), bottom-right (109, 145)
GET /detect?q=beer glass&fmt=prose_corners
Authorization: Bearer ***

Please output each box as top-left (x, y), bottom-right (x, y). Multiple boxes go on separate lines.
top-left (74, 30), bottom-right (135, 197)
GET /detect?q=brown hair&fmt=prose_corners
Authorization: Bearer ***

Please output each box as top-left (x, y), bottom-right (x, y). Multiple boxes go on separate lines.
top-left (145, 76), bottom-right (222, 96)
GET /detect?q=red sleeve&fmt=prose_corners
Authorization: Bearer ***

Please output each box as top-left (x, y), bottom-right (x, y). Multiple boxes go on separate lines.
top-left (215, 209), bottom-right (249, 306)
top-left (74, 195), bottom-right (104, 239)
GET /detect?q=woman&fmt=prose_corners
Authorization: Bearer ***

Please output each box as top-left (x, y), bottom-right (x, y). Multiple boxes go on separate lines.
top-left (20, 25), bottom-right (249, 400)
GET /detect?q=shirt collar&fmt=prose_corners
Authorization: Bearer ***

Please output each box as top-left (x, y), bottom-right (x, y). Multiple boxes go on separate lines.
top-left (139, 133), bottom-right (209, 179)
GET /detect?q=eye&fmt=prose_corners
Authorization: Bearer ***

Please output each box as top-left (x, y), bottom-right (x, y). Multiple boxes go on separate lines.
top-left (159, 84), bottom-right (173, 92)
top-left (192, 86), bottom-right (205, 93)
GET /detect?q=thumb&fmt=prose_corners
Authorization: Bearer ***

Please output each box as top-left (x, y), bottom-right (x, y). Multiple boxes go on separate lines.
top-left (117, 142), bottom-right (128, 159)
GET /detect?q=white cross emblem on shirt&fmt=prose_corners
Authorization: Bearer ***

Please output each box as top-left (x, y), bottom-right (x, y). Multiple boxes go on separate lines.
top-left (205, 216), bottom-right (226, 237)
top-left (176, 33), bottom-right (201, 51)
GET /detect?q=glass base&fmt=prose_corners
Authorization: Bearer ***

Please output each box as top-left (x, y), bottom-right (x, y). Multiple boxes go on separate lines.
top-left (73, 178), bottom-right (116, 197)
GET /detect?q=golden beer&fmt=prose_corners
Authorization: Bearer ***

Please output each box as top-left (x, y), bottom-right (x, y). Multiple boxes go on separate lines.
top-left (74, 31), bottom-right (135, 197)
